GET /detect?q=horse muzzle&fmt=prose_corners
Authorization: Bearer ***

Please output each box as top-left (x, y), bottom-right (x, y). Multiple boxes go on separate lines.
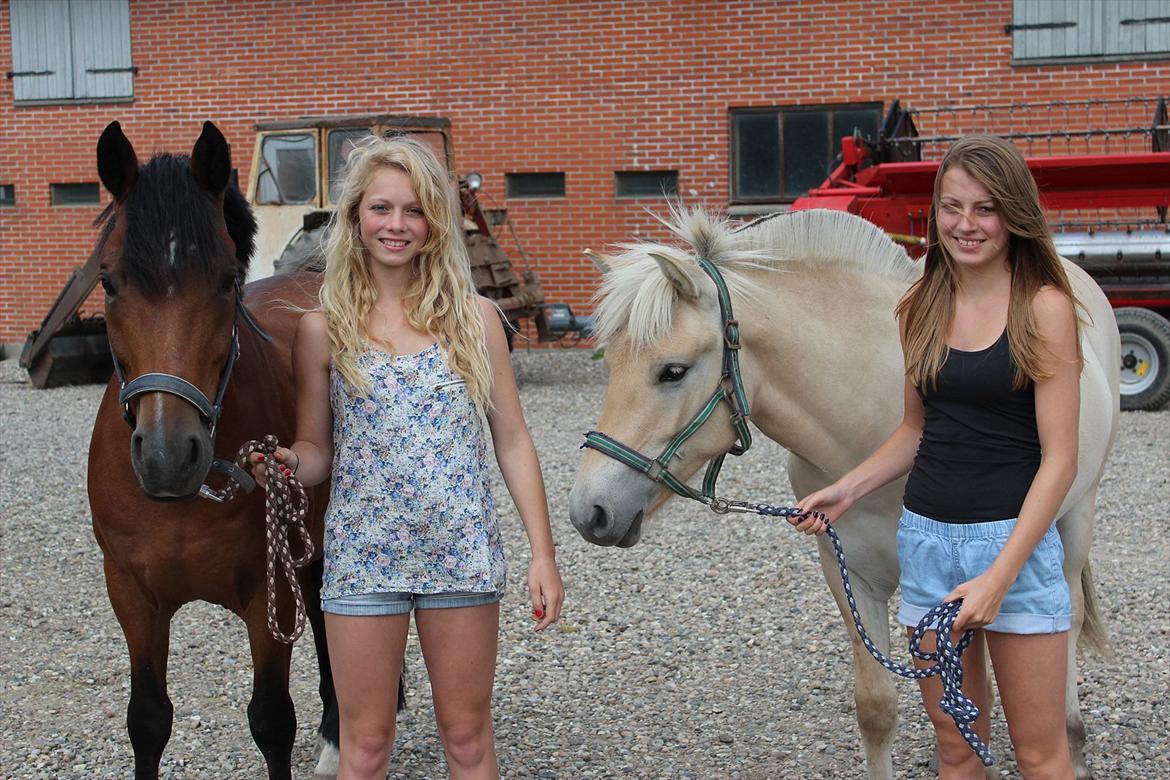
top-left (568, 477), bottom-right (649, 547)
top-left (129, 399), bottom-right (214, 499)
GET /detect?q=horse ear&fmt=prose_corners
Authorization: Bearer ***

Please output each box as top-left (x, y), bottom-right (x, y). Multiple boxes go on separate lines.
top-left (649, 251), bottom-right (700, 300)
top-left (583, 248), bottom-right (612, 276)
top-left (97, 121), bottom-right (139, 202)
top-left (191, 120), bottom-right (231, 194)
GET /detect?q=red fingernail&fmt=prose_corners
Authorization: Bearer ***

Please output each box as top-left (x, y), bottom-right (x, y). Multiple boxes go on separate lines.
top-left (534, 609), bottom-right (544, 619)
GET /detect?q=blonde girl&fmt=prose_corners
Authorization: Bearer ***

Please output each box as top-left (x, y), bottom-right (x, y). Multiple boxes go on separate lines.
top-left (790, 135), bottom-right (1081, 779)
top-left (253, 135), bottom-right (563, 779)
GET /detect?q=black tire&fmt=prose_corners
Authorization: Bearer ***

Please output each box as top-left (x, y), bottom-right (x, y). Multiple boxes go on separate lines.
top-left (1115, 307), bottom-right (1170, 412)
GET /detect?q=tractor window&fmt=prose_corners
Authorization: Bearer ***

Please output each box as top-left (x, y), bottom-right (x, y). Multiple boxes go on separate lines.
top-left (256, 133), bottom-right (317, 205)
top-left (328, 129), bottom-right (374, 204)
top-left (327, 129), bottom-right (452, 203)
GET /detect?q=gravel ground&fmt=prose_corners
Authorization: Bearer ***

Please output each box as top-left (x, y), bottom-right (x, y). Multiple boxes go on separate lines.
top-left (1, 349), bottom-right (1167, 779)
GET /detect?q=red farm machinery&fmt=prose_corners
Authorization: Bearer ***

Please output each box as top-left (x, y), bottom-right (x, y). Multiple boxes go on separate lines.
top-left (789, 96), bottom-right (1170, 411)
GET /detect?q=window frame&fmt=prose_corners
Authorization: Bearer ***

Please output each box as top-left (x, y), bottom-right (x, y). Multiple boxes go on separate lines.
top-left (505, 172), bottom-right (566, 200)
top-left (8, 0), bottom-right (135, 105)
top-left (728, 103), bottom-right (882, 206)
top-left (50, 182), bottom-right (101, 207)
top-left (1008, 0), bottom-right (1170, 66)
top-left (614, 170), bottom-right (679, 199)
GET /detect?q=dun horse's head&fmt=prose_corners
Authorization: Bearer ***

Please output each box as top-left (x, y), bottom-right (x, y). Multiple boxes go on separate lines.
top-left (569, 209), bottom-right (758, 546)
top-left (95, 121), bottom-right (256, 499)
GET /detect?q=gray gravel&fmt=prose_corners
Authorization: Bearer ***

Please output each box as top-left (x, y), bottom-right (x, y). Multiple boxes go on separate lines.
top-left (1, 349), bottom-right (1167, 779)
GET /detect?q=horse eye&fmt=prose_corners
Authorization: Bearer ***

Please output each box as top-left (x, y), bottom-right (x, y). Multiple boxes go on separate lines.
top-left (658, 364), bottom-right (689, 383)
top-left (218, 275), bottom-right (237, 295)
top-left (99, 274), bottom-right (117, 296)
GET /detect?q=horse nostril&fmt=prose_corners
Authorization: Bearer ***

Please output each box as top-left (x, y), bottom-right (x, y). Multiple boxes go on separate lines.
top-left (184, 434), bottom-right (203, 471)
top-left (589, 505), bottom-right (609, 533)
top-left (131, 431), bottom-right (144, 463)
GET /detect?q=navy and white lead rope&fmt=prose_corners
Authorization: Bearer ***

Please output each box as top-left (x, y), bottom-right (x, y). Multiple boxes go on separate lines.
top-left (744, 503), bottom-right (995, 767)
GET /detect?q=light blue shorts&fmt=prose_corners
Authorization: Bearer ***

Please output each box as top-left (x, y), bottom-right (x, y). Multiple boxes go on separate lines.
top-left (322, 590), bottom-right (503, 617)
top-left (896, 507), bottom-right (1071, 634)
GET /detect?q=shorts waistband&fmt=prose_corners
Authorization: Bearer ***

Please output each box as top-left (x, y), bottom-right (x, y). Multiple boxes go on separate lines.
top-left (901, 507), bottom-right (1018, 538)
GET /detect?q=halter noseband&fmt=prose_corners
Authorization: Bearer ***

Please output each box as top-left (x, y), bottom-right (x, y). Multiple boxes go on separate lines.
top-left (110, 292), bottom-right (272, 499)
top-left (582, 256), bottom-right (753, 509)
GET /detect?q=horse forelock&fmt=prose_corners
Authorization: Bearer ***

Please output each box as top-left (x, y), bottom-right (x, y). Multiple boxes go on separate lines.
top-left (111, 154), bottom-right (255, 295)
top-left (592, 207), bottom-right (772, 349)
top-left (592, 207), bottom-right (917, 349)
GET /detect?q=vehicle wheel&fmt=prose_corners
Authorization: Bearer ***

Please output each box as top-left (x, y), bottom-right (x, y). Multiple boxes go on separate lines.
top-left (1115, 307), bottom-right (1170, 412)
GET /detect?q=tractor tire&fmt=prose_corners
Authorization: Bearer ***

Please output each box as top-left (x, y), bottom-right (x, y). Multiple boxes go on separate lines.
top-left (1115, 307), bottom-right (1170, 412)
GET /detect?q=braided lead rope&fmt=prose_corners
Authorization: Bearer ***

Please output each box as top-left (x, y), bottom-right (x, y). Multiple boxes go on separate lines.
top-left (723, 502), bottom-right (995, 766)
top-left (204, 435), bottom-right (315, 644)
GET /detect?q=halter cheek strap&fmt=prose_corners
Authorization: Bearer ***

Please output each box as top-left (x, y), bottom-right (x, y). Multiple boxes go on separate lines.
top-left (582, 256), bottom-right (752, 506)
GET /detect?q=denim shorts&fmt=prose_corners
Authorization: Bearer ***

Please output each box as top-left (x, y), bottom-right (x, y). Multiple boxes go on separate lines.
top-left (896, 507), bottom-right (1071, 634)
top-left (322, 590), bottom-right (503, 617)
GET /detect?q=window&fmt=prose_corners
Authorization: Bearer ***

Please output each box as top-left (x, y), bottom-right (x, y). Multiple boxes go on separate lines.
top-left (506, 172), bottom-right (565, 199)
top-left (730, 104), bottom-right (881, 203)
top-left (0, 184), bottom-right (14, 207)
top-left (1009, 0), bottom-right (1170, 64)
top-left (8, 0), bottom-right (134, 103)
top-left (51, 182), bottom-right (100, 206)
top-left (256, 134), bottom-right (318, 206)
top-left (615, 170), bottom-right (679, 198)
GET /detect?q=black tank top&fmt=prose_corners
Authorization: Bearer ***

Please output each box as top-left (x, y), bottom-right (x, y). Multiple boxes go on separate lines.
top-left (903, 330), bottom-right (1041, 523)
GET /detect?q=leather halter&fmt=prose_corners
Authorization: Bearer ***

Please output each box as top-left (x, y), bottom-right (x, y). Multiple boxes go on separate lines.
top-left (581, 256), bottom-right (753, 510)
top-left (110, 292), bottom-right (271, 499)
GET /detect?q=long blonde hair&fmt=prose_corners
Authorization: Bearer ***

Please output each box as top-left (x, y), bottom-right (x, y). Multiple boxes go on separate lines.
top-left (318, 134), bottom-right (493, 407)
top-left (897, 135), bottom-right (1082, 390)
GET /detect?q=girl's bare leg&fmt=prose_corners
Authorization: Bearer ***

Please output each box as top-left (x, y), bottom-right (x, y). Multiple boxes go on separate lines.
top-left (416, 603), bottom-right (500, 780)
top-left (325, 612), bottom-right (410, 780)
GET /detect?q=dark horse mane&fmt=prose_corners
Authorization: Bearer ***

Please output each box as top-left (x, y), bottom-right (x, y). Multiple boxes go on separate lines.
top-left (94, 154), bottom-right (257, 295)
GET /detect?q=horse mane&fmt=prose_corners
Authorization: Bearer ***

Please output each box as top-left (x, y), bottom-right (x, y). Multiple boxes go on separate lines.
top-left (591, 206), bottom-right (917, 348)
top-left (94, 154), bottom-right (256, 295)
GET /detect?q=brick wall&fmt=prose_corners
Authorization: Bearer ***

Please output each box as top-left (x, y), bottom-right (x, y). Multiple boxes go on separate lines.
top-left (2, 0), bottom-right (1167, 344)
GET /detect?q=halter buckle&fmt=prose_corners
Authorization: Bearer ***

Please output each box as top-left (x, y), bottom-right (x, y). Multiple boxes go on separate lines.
top-left (722, 319), bottom-right (741, 350)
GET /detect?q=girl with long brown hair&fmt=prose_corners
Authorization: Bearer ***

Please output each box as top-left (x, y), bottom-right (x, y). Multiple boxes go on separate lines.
top-left (790, 135), bottom-right (1081, 779)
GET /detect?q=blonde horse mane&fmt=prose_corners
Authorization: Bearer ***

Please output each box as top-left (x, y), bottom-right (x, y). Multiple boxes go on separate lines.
top-left (591, 206), bottom-right (917, 349)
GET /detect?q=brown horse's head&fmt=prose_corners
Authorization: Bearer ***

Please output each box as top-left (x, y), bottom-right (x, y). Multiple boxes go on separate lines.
top-left (95, 121), bottom-right (257, 499)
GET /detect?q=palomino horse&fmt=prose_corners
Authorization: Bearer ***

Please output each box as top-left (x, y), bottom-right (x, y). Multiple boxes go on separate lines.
top-left (569, 207), bottom-right (1118, 779)
top-left (87, 121), bottom-right (338, 778)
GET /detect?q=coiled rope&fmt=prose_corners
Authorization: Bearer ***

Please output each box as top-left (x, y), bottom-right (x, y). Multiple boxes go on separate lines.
top-left (202, 435), bottom-right (315, 644)
top-left (721, 502), bottom-right (994, 766)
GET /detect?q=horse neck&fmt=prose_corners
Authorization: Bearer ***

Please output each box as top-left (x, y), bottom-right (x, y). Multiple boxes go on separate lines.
top-left (735, 265), bottom-right (908, 473)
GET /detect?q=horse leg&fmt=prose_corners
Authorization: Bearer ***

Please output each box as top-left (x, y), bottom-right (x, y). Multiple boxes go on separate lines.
top-left (300, 558), bottom-right (340, 777)
top-left (1058, 494), bottom-right (1100, 780)
top-left (816, 546), bottom-right (898, 780)
top-left (243, 606), bottom-right (297, 780)
top-left (103, 560), bottom-right (175, 780)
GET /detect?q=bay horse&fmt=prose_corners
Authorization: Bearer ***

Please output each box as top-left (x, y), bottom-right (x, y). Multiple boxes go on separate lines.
top-left (568, 207), bottom-right (1118, 779)
top-left (87, 121), bottom-right (339, 778)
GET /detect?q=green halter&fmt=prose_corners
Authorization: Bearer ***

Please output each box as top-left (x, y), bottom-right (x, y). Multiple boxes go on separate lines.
top-left (582, 257), bottom-right (753, 511)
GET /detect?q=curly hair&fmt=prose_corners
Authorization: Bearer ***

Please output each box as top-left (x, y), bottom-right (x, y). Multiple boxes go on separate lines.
top-left (318, 134), bottom-right (492, 408)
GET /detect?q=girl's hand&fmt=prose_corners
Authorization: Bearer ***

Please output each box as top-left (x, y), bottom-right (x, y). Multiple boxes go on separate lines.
top-left (248, 447), bottom-right (298, 490)
top-left (528, 556), bottom-right (564, 632)
top-left (946, 571), bottom-right (1011, 633)
top-left (790, 483), bottom-right (853, 535)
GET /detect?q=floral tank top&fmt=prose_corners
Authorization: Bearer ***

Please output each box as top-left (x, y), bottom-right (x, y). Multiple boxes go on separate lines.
top-left (321, 343), bottom-right (506, 599)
